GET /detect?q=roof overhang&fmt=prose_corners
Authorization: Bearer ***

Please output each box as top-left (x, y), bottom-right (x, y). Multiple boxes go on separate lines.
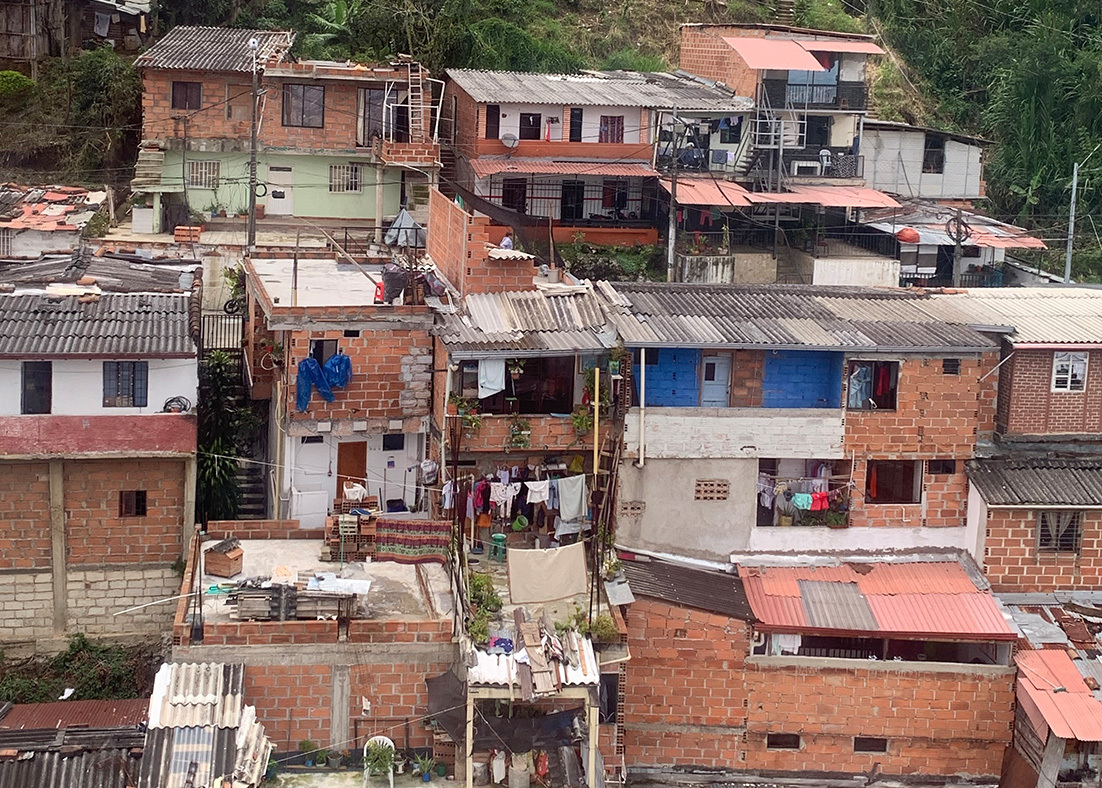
top-left (753, 623), bottom-right (1019, 642)
top-left (796, 39), bottom-right (884, 55)
top-left (722, 37), bottom-right (826, 71)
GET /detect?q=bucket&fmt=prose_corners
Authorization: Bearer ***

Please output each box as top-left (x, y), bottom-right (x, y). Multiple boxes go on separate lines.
top-left (507, 766), bottom-right (530, 788)
top-left (472, 762), bottom-right (490, 786)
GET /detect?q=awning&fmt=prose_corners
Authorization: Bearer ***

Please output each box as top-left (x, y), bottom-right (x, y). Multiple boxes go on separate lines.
top-left (722, 37), bottom-right (826, 72)
top-left (795, 39), bottom-right (885, 55)
top-left (660, 177), bottom-right (900, 209)
top-left (470, 158), bottom-right (658, 179)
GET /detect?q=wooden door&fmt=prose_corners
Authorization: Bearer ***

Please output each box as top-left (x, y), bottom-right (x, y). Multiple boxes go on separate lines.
top-left (336, 441), bottom-right (367, 494)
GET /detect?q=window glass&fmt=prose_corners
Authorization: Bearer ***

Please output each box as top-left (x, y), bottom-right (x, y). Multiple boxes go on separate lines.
top-left (485, 105), bottom-right (500, 139)
top-left (21, 361), bottom-right (51, 414)
top-left (103, 361), bottom-right (148, 407)
top-left (171, 81), bottom-right (202, 110)
top-left (518, 113), bottom-right (542, 140)
top-left (599, 115), bottom-right (625, 144)
top-left (569, 108), bottom-right (583, 142)
top-left (283, 84), bottom-right (325, 128)
top-left (1053, 351), bottom-right (1088, 392)
top-left (119, 490), bottom-right (148, 517)
top-left (865, 460), bottom-right (921, 504)
top-left (1038, 511), bottom-right (1082, 552)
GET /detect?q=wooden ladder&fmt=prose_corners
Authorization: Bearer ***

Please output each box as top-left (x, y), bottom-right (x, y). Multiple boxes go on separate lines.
top-left (407, 63), bottom-right (426, 143)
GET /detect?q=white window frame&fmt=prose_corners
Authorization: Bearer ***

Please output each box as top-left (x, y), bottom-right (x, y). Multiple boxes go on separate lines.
top-left (329, 164), bottom-right (362, 193)
top-left (1052, 351), bottom-right (1088, 392)
top-left (0, 227), bottom-right (11, 257)
top-left (187, 160), bottom-right (220, 189)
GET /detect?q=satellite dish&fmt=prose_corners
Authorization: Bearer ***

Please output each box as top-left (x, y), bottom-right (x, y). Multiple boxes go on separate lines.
top-left (501, 133), bottom-right (519, 149)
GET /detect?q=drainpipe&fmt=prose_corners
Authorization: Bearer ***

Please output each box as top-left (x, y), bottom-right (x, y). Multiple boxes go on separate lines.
top-left (636, 348), bottom-right (646, 467)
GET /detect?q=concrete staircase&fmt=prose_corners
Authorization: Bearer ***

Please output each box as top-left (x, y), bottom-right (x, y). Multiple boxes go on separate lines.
top-left (235, 461), bottom-right (268, 519)
top-left (132, 147), bottom-right (165, 190)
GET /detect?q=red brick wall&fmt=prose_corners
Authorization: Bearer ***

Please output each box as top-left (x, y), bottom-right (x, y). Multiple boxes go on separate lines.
top-left (0, 462), bottom-right (52, 570)
top-left (64, 458), bottom-right (186, 565)
top-left (678, 26), bottom-right (763, 97)
top-left (457, 414), bottom-right (599, 454)
top-left (731, 350), bottom-right (763, 408)
top-left (983, 508), bottom-right (1102, 592)
top-left (350, 658), bottom-right (452, 749)
top-left (743, 659), bottom-right (1014, 777)
top-left (206, 520), bottom-right (322, 540)
top-left (999, 348), bottom-right (1102, 437)
top-left (284, 325), bottom-right (433, 423)
top-left (622, 598), bottom-right (750, 768)
top-left (245, 664), bottom-right (333, 750)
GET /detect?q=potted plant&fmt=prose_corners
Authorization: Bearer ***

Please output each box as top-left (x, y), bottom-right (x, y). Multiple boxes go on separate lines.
top-left (571, 406), bottom-right (593, 435)
top-left (826, 511), bottom-right (848, 529)
top-left (587, 614), bottom-right (620, 644)
top-left (507, 358), bottom-right (526, 380)
top-left (265, 756), bottom-right (278, 780)
top-left (414, 753), bottom-right (436, 782)
top-left (394, 751), bottom-right (408, 774)
top-left (507, 417), bottom-right (531, 449)
top-left (365, 740), bottom-right (395, 777)
top-left (299, 739), bottom-right (318, 767)
top-left (316, 748), bottom-right (329, 767)
top-left (330, 749), bottom-right (347, 769)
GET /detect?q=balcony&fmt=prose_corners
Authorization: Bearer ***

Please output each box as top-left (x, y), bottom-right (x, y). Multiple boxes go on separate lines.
top-left (623, 406), bottom-right (845, 460)
top-left (783, 151), bottom-right (864, 181)
top-left (762, 79), bottom-right (868, 112)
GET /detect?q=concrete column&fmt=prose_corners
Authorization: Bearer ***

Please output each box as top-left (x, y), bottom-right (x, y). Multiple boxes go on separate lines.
top-left (182, 455), bottom-right (198, 550)
top-left (586, 700), bottom-right (599, 788)
top-left (152, 192), bottom-right (163, 234)
top-left (374, 166), bottom-right (386, 244)
top-left (48, 460), bottom-right (67, 635)
top-left (465, 693), bottom-right (474, 788)
top-left (331, 664), bottom-right (351, 749)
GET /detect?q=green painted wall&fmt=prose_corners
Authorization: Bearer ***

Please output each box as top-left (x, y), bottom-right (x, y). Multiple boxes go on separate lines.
top-left (161, 151), bottom-right (402, 220)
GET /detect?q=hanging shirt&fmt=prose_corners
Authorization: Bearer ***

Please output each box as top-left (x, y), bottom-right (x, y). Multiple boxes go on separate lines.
top-left (847, 364), bottom-right (873, 409)
top-left (526, 480), bottom-right (550, 504)
top-left (791, 493), bottom-right (813, 510)
top-left (441, 480), bottom-right (454, 511)
top-left (548, 479), bottom-right (560, 510)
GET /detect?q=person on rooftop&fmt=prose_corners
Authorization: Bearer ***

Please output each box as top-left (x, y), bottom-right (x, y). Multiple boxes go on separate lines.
top-left (500, 231), bottom-right (514, 250)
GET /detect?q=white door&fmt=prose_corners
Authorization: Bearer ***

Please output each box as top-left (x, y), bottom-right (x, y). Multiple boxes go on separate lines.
top-left (701, 355), bottom-right (732, 407)
top-left (267, 166), bottom-right (293, 215)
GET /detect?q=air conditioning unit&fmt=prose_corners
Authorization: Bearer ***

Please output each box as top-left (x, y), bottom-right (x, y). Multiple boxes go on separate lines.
top-left (792, 161), bottom-right (822, 176)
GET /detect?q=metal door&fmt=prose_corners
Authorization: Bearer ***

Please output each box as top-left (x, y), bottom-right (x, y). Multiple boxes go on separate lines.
top-left (267, 166), bottom-right (293, 215)
top-left (701, 355), bottom-right (732, 407)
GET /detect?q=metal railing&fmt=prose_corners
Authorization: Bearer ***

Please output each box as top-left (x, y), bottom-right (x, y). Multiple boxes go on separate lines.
top-left (785, 153), bottom-right (864, 178)
top-left (786, 84), bottom-right (838, 105)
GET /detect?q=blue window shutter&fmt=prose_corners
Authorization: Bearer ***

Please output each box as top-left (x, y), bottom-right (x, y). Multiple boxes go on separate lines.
top-left (103, 362), bottom-right (118, 405)
top-left (135, 362), bottom-right (148, 407)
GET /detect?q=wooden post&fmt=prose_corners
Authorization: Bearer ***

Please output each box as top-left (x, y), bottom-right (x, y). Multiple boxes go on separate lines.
top-left (586, 699), bottom-right (599, 788)
top-left (465, 693), bottom-right (475, 788)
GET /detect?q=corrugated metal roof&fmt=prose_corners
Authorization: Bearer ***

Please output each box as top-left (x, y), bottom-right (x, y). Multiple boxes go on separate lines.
top-left (436, 286), bottom-right (615, 354)
top-left (739, 560), bottom-right (1015, 640)
top-left (134, 26), bottom-right (294, 72)
top-left (722, 37), bottom-right (826, 71)
top-left (446, 69), bottom-right (753, 110)
top-left (620, 558), bottom-right (754, 620)
top-left (147, 663), bottom-right (244, 730)
top-left (797, 39), bottom-right (884, 54)
top-left (0, 747), bottom-right (142, 788)
top-left (0, 699), bottom-right (148, 731)
top-left (0, 185), bottom-right (106, 232)
top-left (1017, 649), bottom-right (1102, 742)
top-left (0, 293), bottom-right (195, 358)
top-left (471, 159), bottom-right (658, 178)
top-left (798, 579), bottom-right (878, 630)
top-left (661, 177), bottom-right (901, 209)
top-left (598, 281), bottom-right (996, 351)
top-left (0, 251), bottom-right (199, 293)
top-left (864, 201), bottom-right (1045, 250)
top-left (468, 632), bottom-right (600, 688)
top-left (926, 287), bottom-right (1102, 345)
top-left (968, 458), bottom-right (1102, 507)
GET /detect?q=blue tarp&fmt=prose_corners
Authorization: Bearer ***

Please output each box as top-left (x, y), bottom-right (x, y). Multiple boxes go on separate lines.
top-left (323, 353), bottom-right (352, 388)
top-left (296, 357), bottom-right (335, 411)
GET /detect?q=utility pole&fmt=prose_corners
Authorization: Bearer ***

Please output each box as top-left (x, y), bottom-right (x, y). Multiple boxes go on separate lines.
top-left (246, 37), bottom-right (260, 251)
top-left (772, 117), bottom-right (784, 260)
top-left (953, 206), bottom-right (963, 288)
top-left (1065, 161), bottom-right (1079, 283)
top-left (666, 107), bottom-right (678, 283)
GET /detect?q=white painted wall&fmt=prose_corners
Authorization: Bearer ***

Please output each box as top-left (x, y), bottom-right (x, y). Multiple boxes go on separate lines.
top-left (0, 358), bottom-right (198, 416)
top-left (812, 257), bottom-right (900, 287)
top-left (746, 524), bottom-right (970, 553)
top-left (965, 480), bottom-right (988, 566)
top-left (865, 127), bottom-right (983, 199)
top-left (6, 227), bottom-right (82, 259)
top-left (497, 104), bottom-right (563, 141)
top-left (623, 407), bottom-right (846, 460)
top-left (495, 104), bottom-right (643, 144)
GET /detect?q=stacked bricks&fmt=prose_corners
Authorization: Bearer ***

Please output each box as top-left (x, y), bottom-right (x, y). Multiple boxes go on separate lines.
top-left (730, 350), bottom-right (764, 408)
top-left (0, 462), bottom-right (52, 570)
top-left (997, 348), bottom-right (1102, 437)
top-left (983, 509), bottom-right (1102, 592)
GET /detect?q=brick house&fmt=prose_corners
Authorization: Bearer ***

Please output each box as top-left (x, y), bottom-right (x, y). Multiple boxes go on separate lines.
top-left (930, 288), bottom-right (1102, 593)
top-left (608, 282), bottom-right (1000, 561)
top-left (620, 555), bottom-right (1017, 781)
top-left (440, 68), bottom-right (751, 246)
top-left (0, 255), bottom-right (200, 651)
top-left (242, 253), bottom-right (436, 526)
top-left (131, 26), bottom-right (439, 237)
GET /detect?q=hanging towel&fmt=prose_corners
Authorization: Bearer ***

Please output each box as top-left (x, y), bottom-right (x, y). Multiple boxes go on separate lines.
top-left (791, 493), bottom-right (813, 510)
top-left (323, 352), bottom-right (352, 388)
top-left (775, 633), bottom-right (802, 655)
top-left (441, 480), bottom-right (454, 511)
top-left (557, 474), bottom-right (588, 522)
top-left (295, 357), bottom-right (334, 411)
top-left (478, 358), bottom-right (506, 399)
top-left (507, 541), bottom-right (588, 604)
top-left (525, 480), bottom-right (550, 504)
top-left (94, 11), bottom-right (110, 36)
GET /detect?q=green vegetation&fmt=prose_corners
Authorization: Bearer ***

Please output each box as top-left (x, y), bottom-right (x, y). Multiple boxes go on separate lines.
top-left (0, 635), bottom-right (161, 703)
top-left (559, 241), bottom-right (666, 281)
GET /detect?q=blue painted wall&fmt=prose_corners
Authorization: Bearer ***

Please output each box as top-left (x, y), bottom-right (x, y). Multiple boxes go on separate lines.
top-left (634, 348), bottom-right (701, 406)
top-left (761, 351), bottom-right (843, 408)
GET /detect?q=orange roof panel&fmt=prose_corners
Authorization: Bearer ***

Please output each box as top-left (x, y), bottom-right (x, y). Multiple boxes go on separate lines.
top-left (1017, 650), bottom-right (1102, 741)
top-left (722, 37), bottom-right (826, 72)
top-left (795, 39), bottom-right (885, 55)
top-left (470, 159), bottom-right (657, 178)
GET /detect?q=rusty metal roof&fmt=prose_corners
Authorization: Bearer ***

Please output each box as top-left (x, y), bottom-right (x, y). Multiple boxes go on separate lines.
top-left (0, 699), bottom-right (148, 731)
top-left (620, 558), bottom-right (754, 620)
top-left (968, 458), bottom-right (1102, 508)
top-left (436, 286), bottom-right (615, 356)
top-left (597, 281), bottom-right (996, 352)
top-left (446, 69), bottom-right (753, 110)
top-left (1017, 649), bottom-right (1102, 742)
top-left (134, 26), bottom-right (294, 72)
top-left (739, 560), bottom-right (1016, 640)
top-left (0, 184), bottom-right (106, 233)
top-left (0, 293), bottom-right (195, 358)
top-left (0, 251), bottom-right (199, 292)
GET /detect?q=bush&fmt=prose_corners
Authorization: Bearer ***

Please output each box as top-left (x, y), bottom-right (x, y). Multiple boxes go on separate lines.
top-left (0, 70), bottom-right (35, 108)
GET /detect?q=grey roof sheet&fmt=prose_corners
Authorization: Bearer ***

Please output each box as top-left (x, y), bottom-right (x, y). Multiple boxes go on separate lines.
top-left (598, 281), bottom-right (997, 351)
top-left (926, 287), bottom-right (1102, 345)
top-left (138, 726), bottom-right (238, 788)
top-left (148, 663), bottom-right (245, 729)
top-left (134, 26), bottom-right (294, 72)
top-left (0, 293), bottom-right (195, 357)
top-left (445, 68), bottom-right (753, 110)
top-left (967, 458), bottom-right (1102, 507)
top-left (0, 746), bottom-right (143, 788)
top-left (798, 579), bottom-right (879, 631)
top-left (435, 287), bottom-right (615, 354)
top-left (0, 251), bottom-right (199, 293)
top-left (620, 559), bottom-right (754, 620)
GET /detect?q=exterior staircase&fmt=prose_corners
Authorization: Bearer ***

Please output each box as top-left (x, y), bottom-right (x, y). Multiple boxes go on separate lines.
top-left (132, 146), bottom-right (165, 190)
top-left (235, 460), bottom-right (268, 519)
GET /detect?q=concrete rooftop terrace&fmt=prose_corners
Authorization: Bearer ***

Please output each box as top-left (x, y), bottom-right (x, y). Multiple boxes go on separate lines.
top-left (200, 539), bottom-right (453, 624)
top-left (249, 257), bottom-right (384, 308)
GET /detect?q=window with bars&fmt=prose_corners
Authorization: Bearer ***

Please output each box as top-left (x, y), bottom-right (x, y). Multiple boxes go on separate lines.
top-left (1053, 351), bottom-right (1088, 392)
top-left (1038, 510), bottom-right (1083, 553)
top-left (329, 164), bottom-right (362, 193)
top-left (599, 115), bottom-right (625, 143)
top-left (187, 160), bottom-right (220, 189)
top-left (103, 361), bottom-right (148, 407)
top-left (694, 479), bottom-right (730, 501)
top-left (119, 490), bottom-right (148, 517)
top-left (0, 227), bottom-right (11, 257)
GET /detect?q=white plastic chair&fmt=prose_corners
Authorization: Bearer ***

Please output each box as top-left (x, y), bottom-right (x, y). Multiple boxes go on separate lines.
top-left (364, 735), bottom-right (396, 788)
